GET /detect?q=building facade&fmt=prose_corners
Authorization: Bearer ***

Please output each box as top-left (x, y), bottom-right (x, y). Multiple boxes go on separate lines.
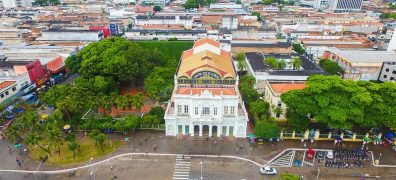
top-left (378, 61), bottom-right (396, 82)
top-left (329, 0), bottom-right (363, 12)
top-left (264, 81), bottom-right (306, 120)
top-left (164, 38), bottom-right (248, 138)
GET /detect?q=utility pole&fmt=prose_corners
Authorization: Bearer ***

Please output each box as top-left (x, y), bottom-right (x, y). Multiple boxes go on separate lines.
top-left (200, 161), bottom-right (203, 180)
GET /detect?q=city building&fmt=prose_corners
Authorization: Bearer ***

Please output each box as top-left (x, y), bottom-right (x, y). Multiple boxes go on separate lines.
top-left (164, 38), bottom-right (248, 138)
top-left (245, 53), bottom-right (327, 93)
top-left (328, 0), bottom-right (363, 12)
top-left (314, 0), bottom-right (330, 10)
top-left (378, 61), bottom-right (396, 82)
top-left (1, 0), bottom-right (31, 8)
top-left (323, 47), bottom-right (396, 81)
top-left (0, 81), bottom-right (18, 103)
top-left (264, 81), bottom-right (306, 120)
top-left (40, 29), bottom-right (104, 42)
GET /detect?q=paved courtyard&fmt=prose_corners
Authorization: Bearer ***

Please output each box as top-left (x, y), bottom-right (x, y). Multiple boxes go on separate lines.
top-left (0, 130), bottom-right (395, 180)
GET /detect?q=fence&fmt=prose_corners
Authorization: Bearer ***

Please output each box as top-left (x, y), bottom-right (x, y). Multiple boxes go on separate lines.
top-left (280, 130), bottom-right (372, 142)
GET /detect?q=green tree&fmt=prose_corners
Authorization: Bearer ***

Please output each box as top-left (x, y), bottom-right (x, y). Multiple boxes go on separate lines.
top-left (68, 140), bottom-right (78, 159)
top-left (251, 11), bottom-right (262, 21)
top-left (263, 0), bottom-right (272, 5)
top-left (277, 59), bottom-right (287, 70)
top-left (286, 108), bottom-right (310, 132)
top-left (65, 55), bottom-right (81, 74)
top-left (153, 6), bottom-right (162, 12)
top-left (292, 43), bottom-right (305, 55)
top-left (26, 132), bottom-right (52, 156)
top-left (249, 100), bottom-right (270, 122)
top-left (96, 133), bottom-right (106, 152)
top-left (281, 75), bottom-right (373, 129)
top-left (46, 125), bottom-right (63, 156)
top-left (89, 129), bottom-right (100, 145)
top-left (144, 67), bottom-right (174, 100)
top-left (132, 93), bottom-right (145, 113)
top-left (290, 57), bottom-right (302, 70)
top-left (148, 106), bottom-right (165, 123)
top-left (236, 52), bottom-right (247, 76)
top-left (124, 115), bottom-right (141, 132)
top-left (264, 57), bottom-right (278, 69)
top-left (254, 119), bottom-right (280, 139)
top-left (278, 173), bottom-right (300, 180)
top-left (319, 59), bottom-right (344, 75)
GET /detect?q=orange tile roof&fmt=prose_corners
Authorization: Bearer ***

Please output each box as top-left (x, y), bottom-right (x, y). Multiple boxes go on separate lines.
top-left (177, 87), bottom-right (235, 96)
top-left (0, 81), bottom-right (16, 90)
top-left (193, 38), bottom-right (220, 48)
top-left (269, 83), bottom-right (306, 94)
top-left (46, 56), bottom-right (64, 74)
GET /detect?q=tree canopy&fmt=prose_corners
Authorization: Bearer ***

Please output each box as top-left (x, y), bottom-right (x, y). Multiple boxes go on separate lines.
top-left (281, 75), bottom-right (396, 129)
top-left (292, 43), bottom-right (305, 55)
top-left (319, 59), bottom-right (344, 75)
top-left (183, 0), bottom-right (217, 9)
top-left (254, 118), bottom-right (280, 139)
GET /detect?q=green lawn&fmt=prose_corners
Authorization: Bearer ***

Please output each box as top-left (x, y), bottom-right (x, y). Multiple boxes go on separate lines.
top-left (133, 41), bottom-right (193, 62)
top-left (29, 137), bottom-right (124, 166)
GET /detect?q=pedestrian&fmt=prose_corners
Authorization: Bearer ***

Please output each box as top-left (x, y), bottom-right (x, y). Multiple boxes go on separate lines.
top-left (7, 146), bottom-right (12, 153)
top-left (206, 137), bottom-right (209, 141)
top-left (235, 147), bottom-right (239, 152)
top-left (303, 143), bottom-right (306, 148)
top-left (153, 144), bottom-right (157, 151)
top-left (23, 148), bottom-right (28, 155)
top-left (182, 154), bottom-right (184, 159)
top-left (145, 149), bottom-right (148, 154)
top-left (144, 137), bottom-right (147, 142)
top-left (271, 143), bottom-right (275, 151)
top-left (240, 144), bottom-right (243, 150)
top-left (301, 138), bottom-right (304, 147)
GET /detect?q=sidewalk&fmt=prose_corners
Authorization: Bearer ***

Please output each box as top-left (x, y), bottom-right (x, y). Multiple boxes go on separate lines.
top-left (0, 130), bottom-right (395, 171)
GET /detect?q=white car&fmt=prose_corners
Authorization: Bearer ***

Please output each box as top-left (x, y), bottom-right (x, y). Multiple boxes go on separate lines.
top-left (326, 151), bottom-right (334, 159)
top-left (260, 167), bottom-right (277, 175)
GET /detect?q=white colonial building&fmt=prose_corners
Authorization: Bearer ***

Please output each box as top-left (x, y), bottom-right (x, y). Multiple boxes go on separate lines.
top-left (164, 38), bottom-right (248, 138)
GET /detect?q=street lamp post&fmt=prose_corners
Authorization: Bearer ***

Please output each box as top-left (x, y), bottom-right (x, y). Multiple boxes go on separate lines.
top-left (315, 168), bottom-right (320, 180)
top-left (108, 120), bottom-right (115, 147)
top-left (200, 161), bottom-right (203, 180)
top-left (89, 157), bottom-right (94, 178)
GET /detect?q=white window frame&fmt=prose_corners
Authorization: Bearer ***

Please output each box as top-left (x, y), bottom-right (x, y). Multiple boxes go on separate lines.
top-left (202, 107), bottom-right (210, 115)
top-left (195, 107), bottom-right (199, 115)
top-left (184, 105), bottom-right (189, 114)
top-left (224, 106), bottom-right (228, 115)
top-left (230, 106), bottom-right (235, 115)
top-left (177, 105), bottom-right (182, 113)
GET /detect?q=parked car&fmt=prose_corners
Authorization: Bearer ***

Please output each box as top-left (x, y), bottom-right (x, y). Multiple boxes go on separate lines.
top-left (326, 151), bottom-right (334, 159)
top-left (260, 167), bottom-right (277, 175)
top-left (316, 151), bottom-right (325, 160)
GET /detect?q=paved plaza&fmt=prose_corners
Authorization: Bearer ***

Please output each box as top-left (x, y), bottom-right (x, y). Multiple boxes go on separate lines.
top-left (0, 130), bottom-right (395, 180)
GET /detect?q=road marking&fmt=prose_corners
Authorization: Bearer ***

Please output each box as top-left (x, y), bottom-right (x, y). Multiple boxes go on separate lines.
top-left (268, 151), bottom-right (295, 167)
top-left (173, 155), bottom-right (191, 180)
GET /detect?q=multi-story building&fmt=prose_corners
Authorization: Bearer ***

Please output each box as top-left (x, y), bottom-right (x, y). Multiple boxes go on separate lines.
top-left (40, 29), bottom-right (104, 42)
top-left (264, 81), bottom-right (306, 120)
top-left (323, 47), bottom-right (396, 81)
top-left (314, 0), bottom-right (330, 10)
top-left (164, 38), bottom-right (248, 138)
top-left (378, 61), bottom-right (396, 82)
top-left (1, 0), bottom-right (31, 8)
top-left (328, 0), bottom-right (363, 12)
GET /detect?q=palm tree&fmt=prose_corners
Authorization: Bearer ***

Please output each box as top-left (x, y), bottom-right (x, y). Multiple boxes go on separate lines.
top-left (277, 60), bottom-right (287, 70)
top-left (5, 125), bottom-right (21, 144)
top-left (25, 132), bottom-right (51, 156)
top-left (290, 57), bottom-right (302, 70)
top-left (236, 52), bottom-right (247, 76)
top-left (264, 57), bottom-right (278, 69)
top-left (68, 140), bottom-right (78, 159)
top-left (132, 93), bottom-right (144, 113)
top-left (46, 125), bottom-right (63, 156)
top-left (96, 133), bottom-right (106, 152)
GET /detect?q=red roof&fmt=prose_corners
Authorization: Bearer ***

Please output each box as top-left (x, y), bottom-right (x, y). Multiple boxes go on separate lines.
top-left (193, 38), bottom-right (220, 48)
top-left (269, 83), bottom-right (306, 93)
top-left (177, 87), bottom-right (235, 96)
top-left (46, 56), bottom-right (64, 74)
top-left (0, 81), bottom-right (16, 90)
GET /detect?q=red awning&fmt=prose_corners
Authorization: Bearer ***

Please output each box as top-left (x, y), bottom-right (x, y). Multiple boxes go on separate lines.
top-left (46, 56), bottom-right (64, 74)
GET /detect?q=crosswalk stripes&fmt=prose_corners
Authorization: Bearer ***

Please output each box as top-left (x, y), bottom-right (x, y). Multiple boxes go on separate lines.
top-left (268, 151), bottom-right (295, 167)
top-left (172, 155), bottom-right (191, 180)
